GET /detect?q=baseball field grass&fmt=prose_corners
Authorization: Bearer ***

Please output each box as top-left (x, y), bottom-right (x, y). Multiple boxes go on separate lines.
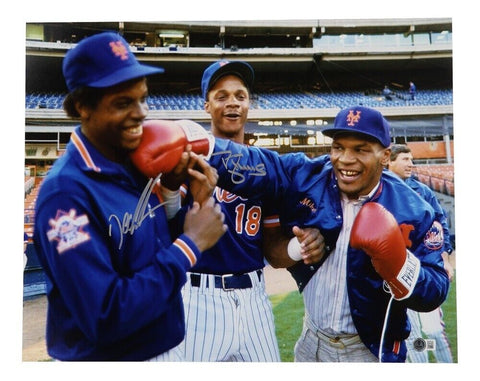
top-left (269, 277), bottom-right (458, 363)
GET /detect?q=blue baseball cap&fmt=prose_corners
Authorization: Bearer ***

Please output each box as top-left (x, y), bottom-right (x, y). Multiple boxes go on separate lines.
top-left (62, 32), bottom-right (164, 92)
top-left (322, 106), bottom-right (391, 147)
top-left (201, 60), bottom-right (254, 100)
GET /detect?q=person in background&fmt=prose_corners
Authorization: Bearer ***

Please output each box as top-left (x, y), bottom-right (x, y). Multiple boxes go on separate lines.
top-left (409, 81), bottom-right (417, 100)
top-left (388, 143), bottom-right (454, 363)
top-left (33, 32), bottom-right (227, 361)
top-left (383, 85), bottom-right (393, 101)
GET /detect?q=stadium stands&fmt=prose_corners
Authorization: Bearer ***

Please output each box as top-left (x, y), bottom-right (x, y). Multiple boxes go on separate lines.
top-left (26, 92), bottom-right (65, 109)
top-left (24, 177), bottom-right (42, 238)
top-left (26, 89), bottom-right (453, 111)
top-left (413, 164), bottom-right (454, 196)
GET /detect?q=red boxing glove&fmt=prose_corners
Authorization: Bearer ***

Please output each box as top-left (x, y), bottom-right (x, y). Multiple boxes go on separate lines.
top-left (130, 119), bottom-right (213, 178)
top-left (350, 202), bottom-right (420, 300)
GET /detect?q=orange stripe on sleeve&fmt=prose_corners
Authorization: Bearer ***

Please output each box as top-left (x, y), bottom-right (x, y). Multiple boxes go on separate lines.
top-left (173, 238), bottom-right (197, 267)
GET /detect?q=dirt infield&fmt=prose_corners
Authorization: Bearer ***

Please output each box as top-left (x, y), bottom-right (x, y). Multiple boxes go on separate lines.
top-left (22, 265), bottom-right (297, 361)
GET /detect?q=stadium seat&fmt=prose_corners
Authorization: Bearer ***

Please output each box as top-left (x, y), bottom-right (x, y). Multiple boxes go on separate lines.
top-left (444, 180), bottom-right (455, 196)
top-left (430, 177), bottom-right (445, 193)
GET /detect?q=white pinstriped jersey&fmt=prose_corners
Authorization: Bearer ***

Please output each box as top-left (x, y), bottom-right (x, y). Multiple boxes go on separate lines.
top-left (303, 191), bottom-right (374, 335)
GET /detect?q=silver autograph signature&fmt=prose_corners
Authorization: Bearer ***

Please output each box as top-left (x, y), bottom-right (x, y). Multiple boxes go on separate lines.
top-left (108, 173), bottom-right (167, 250)
top-left (212, 150), bottom-right (266, 184)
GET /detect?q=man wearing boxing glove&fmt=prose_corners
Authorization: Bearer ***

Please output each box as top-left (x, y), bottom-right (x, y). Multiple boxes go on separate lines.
top-left (202, 105), bottom-right (449, 362)
top-left (33, 32), bottom-right (227, 361)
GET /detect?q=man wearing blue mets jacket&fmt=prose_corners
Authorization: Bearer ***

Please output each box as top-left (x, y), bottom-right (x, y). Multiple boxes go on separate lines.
top-left (33, 32), bottom-right (226, 361)
top-left (206, 106), bottom-right (449, 362)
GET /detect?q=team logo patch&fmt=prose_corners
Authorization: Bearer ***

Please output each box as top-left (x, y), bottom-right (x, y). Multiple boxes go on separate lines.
top-left (109, 40), bottom-right (129, 60)
top-left (424, 220), bottom-right (444, 251)
top-left (346, 110), bottom-right (361, 126)
top-left (47, 209), bottom-right (90, 254)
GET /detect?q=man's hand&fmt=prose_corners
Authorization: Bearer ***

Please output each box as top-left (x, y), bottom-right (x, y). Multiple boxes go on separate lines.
top-left (184, 198), bottom-right (228, 253)
top-left (441, 251), bottom-right (455, 281)
top-left (264, 225), bottom-right (325, 268)
top-left (291, 226), bottom-right (325, 265)
top-left (187, 152), bottom-right (218, 205)
top-left (161, 145), bottom-right (193, 191)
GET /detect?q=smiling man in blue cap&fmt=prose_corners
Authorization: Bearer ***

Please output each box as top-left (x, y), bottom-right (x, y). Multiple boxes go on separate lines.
top-left (201, 105), bottom-right (450, 362)
top-left (201, 60), bottom-right (254, 142)
top-left (33, 32), bottom-right (227, 361)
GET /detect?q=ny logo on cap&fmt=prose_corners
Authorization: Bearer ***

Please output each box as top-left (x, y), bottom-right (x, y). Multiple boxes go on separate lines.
top-left (109, 40), bottom-right (129, 61)
top-left (346, 110), bottom-right (361, 126)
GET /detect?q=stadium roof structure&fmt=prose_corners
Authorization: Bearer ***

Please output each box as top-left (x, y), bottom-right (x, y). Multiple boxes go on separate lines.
top-left (40, 19), bottom-right (452, 38)
top-left (27, 18), bottom-right (452, 92)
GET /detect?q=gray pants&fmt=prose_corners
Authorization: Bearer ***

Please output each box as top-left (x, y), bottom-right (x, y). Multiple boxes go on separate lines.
top-left (294, 315), bottom-right (378, 362)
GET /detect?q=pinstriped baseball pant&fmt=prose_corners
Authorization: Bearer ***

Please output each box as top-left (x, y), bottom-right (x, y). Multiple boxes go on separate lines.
top-left (294, 314), bottom-right (378, 362)
top-left (406, 308), bottom-right (453, 363)
top-left (406, 309), bottom-right (429, 362)
top-left (180, 270), bottom-right (281, 362)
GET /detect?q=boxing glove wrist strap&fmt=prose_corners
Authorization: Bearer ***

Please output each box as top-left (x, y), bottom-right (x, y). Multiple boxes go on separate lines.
top-left (387, 250), bottom-right (420, 300)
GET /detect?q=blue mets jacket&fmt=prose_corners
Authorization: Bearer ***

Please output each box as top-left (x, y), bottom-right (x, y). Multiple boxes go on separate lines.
top-left (33, 127), bottom-right (200, 361)
top-left (405, 176), bottom-right (453, 253)
top-left (208, 138), bottom-right (450, 362)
